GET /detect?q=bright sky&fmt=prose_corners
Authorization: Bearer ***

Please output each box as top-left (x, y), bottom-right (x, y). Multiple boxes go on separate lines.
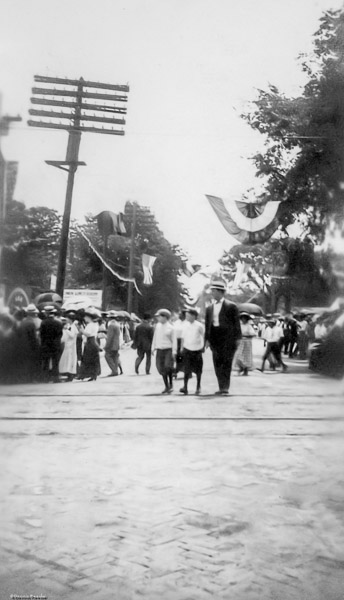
top-left (1, 0), bottom-right (343, 265)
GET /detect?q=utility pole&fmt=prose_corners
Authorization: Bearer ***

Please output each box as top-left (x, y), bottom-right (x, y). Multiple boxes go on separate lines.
top-left (28, 75), bottom-right (129, 298)
top-left (0, 96), bottom-right (21, 306)
top-left (127, 203), bottom-right (137, 314)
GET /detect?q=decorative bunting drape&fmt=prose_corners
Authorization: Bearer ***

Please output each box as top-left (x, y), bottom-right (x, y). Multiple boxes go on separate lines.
top-left (74, 224), bottom-right (141, 294)
top-left (96, 210), bottom-right (127, 238)
top-left (206, 195), bottom-right (280, 244)
top-left (142, 254), bottom-right (157, 285)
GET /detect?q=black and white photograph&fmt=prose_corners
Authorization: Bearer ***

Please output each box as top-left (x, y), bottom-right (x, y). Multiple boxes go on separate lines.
top-left (1, 0), bottom-right (344, 598)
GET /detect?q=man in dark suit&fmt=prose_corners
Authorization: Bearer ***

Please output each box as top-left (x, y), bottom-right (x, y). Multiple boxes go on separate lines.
top-left (205, 280), bottom-right (242, 395)
top-left (104, 310), bottom-right (121, 376)
top-left (133, 313), bottom-right (154, 375)
top-left (40, 306), bottom-right (63, 383)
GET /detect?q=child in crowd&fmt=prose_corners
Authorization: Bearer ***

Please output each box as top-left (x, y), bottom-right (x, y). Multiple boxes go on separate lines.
top-left (179, 307), bottom-right (205, 395)
top-left (152, 309), bottom-right (176, 394)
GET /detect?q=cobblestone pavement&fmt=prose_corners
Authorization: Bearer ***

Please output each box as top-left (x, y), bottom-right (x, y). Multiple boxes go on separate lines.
top-left (0, 340), bottom-right (343, 600)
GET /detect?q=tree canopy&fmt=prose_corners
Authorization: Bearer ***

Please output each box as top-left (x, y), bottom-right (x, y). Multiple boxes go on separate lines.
top-left (241, 9), bottom-right (344, 242)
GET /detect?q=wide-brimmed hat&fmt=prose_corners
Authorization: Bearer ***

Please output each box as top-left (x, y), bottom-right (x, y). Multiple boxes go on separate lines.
top-left (107, 310), bottom-right (120, 319)
top-left (25, 303), bottom-right (38, 314)
top-left (44, 305), bottom-right (57, 314)
top-left (240, 311), bottom-right (252, 319)
top-left (155, 308), bottom-right (171, 319)
top-left (184, 306), bottom-right (199, 317)
top-left (210, 279), bottom-right (226, 291)
top-left (64, 311), bottom-right (76, 320)
top-left (84, 307), bottom-right (101, 319)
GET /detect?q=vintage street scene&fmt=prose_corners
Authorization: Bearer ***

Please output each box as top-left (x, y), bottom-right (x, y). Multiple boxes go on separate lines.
top-left (0, 1), bottom-right (344, 599)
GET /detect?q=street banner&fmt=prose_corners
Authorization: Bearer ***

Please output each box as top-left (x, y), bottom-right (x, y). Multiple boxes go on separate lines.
top-left (75, 225), bottom-right (141, 294)
top-left (142, 254), bottom-right (157, 285)
top-left (64, 289), bottom-right (102, 306)
top-left (206, 195), bottom-right (280, 244)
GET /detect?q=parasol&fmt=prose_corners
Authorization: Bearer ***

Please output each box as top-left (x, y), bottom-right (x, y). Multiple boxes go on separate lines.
top-left (34, 292), bottom-right (63, 311)
top-left (238, 302), bottom-right (264, 316)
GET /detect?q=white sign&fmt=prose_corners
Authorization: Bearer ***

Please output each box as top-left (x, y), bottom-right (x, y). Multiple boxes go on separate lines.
top-left (64, 289), bottom-right (102, 306)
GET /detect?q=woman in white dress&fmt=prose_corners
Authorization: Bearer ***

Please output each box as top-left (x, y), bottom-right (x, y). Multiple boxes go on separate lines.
top-left (59, 312), bottom-right (78, 381)
top-left (79, 310), bottom-right (101, 381)
top-left (235, 312), bottom-right (256, 375)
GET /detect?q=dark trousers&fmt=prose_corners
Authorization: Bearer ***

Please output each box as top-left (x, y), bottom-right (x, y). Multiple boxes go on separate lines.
top-left (262, 342), bottom-right (286, 370)
top-left (105, 349), bottom-right (119, 375)
top-left (209, 326), bottom-right (237, 392)
top-left (135, 349), bottom-right (151, 374)
top-left (41, 349), bottom-right (60, 381)
top-left (211, 347), bottom-right (236, 392)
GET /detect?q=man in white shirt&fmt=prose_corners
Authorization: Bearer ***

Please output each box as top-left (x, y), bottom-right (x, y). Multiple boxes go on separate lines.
top-left (152, 309), bottom-right (176, 394)
top-left (258, 319), bottom-right (288, 372)
top-left (179, 307), bottom-right (205, 395)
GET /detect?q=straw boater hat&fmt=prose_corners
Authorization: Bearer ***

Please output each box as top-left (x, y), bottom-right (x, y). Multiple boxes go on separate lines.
top-left (210, 279), bottom-right (226, 291)
top-left (107, 310), bottom-right (120, 319)
top-left (155, 309), bottom-right (171, 318)
top-left (25, 303), bottom-right (38, 314)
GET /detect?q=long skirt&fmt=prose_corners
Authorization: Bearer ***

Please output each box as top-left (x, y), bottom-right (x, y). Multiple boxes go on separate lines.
top-left (235, 338), bottom-right (253, 370)
top-left (79, 337), bottom-right (101, 379)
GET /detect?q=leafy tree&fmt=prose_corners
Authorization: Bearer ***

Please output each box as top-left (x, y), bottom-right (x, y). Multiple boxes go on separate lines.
top-left (219, 237), bottom-right (337, 311)
top-left (241, 9), bottom-right (344, 242)
top-left (1, 200), bottom-right (61, 292)
top-left (66, 202), bottom-right (186, 314)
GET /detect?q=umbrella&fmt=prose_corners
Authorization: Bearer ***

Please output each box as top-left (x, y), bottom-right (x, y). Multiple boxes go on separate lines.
top-left (116, 310), bottom-right (131, 319)
top-left (34, 292), bottom-right (63, 307)
top-left (238, 302), bottom-right (264, 316)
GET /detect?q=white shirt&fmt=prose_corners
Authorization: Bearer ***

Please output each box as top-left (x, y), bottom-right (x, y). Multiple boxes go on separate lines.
top-left (182, 320), bottom-right (205, 351)
top-left (174, 318), bottom-right (186, 339)
top-left (212, 298), bottom-right (224, 327)
top-left (264, 324), bottom-right (283, 343)
top-left (152, 322), bottom-right (177, 352)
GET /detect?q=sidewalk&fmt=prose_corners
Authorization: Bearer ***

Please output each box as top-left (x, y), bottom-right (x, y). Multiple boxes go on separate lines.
top-left (0, 340), bottom-right (343, 600)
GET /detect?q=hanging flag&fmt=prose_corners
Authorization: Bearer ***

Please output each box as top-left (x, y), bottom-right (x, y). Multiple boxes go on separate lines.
top-left (74, 224), bottom-right (141, 294)
top-left (232, 261), bottom-right (246, 290)
top-left (97, 210), bottom-right (127, 238)
top-left (206, 195), bottom-right (280, 244)
top-left (142, 254), bottom-right (157, 285)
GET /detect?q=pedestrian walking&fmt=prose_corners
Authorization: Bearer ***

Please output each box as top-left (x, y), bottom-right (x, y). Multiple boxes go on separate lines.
top-left (59, 312), bottom-right (78, 381)
top-left (298, 314), bottom-right (309, 359)
top-left (204, 280), bottom-right (242, 395)
top-left (0, 311), bottom-right (17, 384)
top-left (17, 304), bottom-right (41, 383)
top-left (152, 309), bottom-right (176, 394)
top-left (235, 312), bottom-right (255, 376)
top-left (173, 310), bottom-right (186, 378)
top-left (78, 309), bottom-right (101, 381)
top-left (179, 307), bottom-right (204, 395)
top-left (258, 319), bottom-right (288, 372)
top-left (40, 306), bottom-right (63, 383)
top-left (133, 313), bottom-right (154, 375)
top-left (104, 310), bottom-right (122, 377)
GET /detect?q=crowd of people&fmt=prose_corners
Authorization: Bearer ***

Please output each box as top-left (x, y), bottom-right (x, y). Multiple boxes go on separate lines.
top-left (0, 284), bottom-right (343, 389)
